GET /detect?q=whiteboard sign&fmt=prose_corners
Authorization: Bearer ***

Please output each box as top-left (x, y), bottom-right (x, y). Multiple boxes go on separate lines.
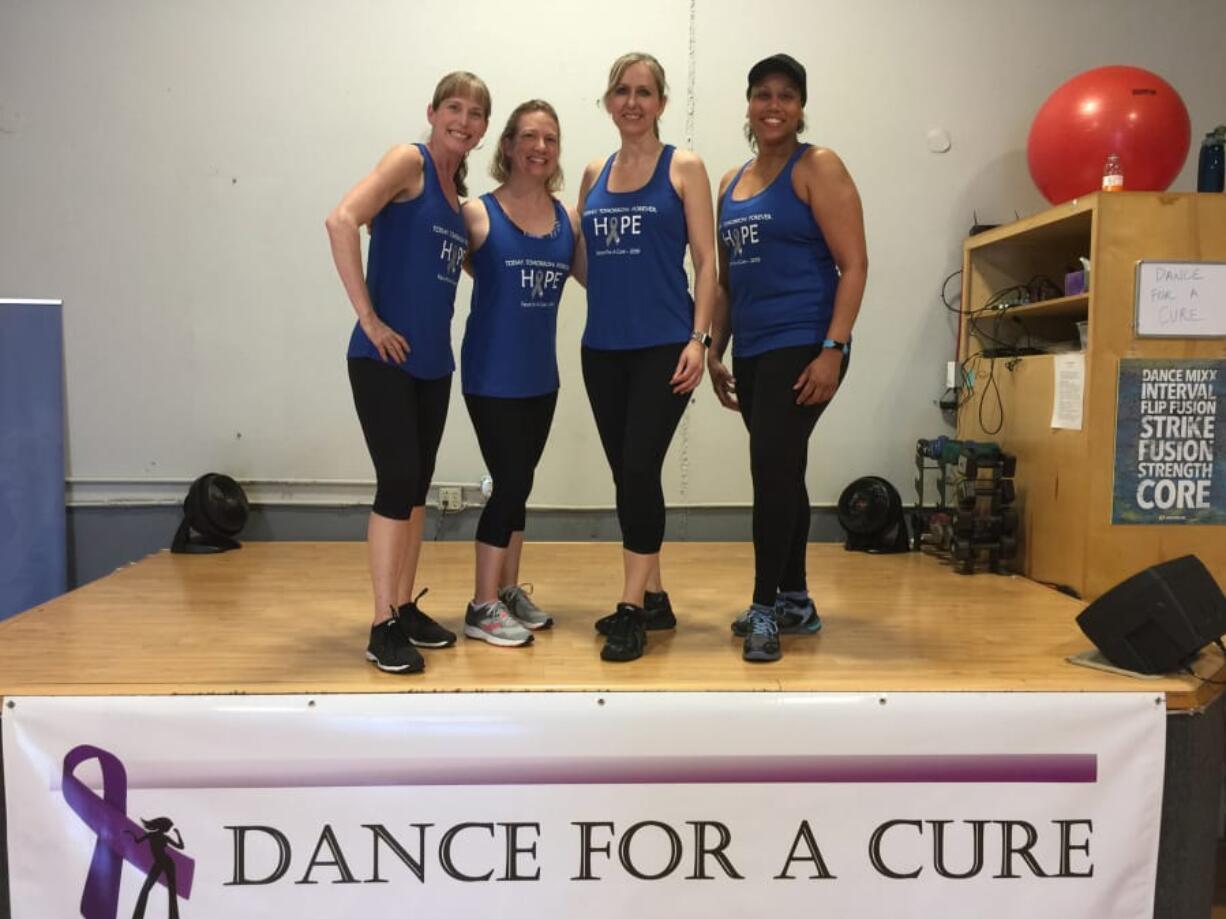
top-left (1134, 261), bottom-right (1226, 337)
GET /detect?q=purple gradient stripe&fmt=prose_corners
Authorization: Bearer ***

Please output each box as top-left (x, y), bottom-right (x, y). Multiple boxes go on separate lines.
top-left (109, 754), bottom-right (1096, 790)
top-left (61, 745), bottom-right (194, 919)
top-left (380, 754), bottom-right (1098, 786)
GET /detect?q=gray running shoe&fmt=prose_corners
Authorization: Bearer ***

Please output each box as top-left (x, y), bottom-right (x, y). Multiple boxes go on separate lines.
top-left (464, 600), bottom-right (534, 647)
top-left (499, 584), bottom-right (553, 630)
top-left (742, 606), bottom-right (781, 663)
top-left (731, 596), bottom-right (821, 636)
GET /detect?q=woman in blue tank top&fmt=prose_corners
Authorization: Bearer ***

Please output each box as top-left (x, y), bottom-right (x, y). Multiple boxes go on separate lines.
top-left (325, 71), bottom-right (491, 675)
top-left (709, 54), bottom-right (868, 663)
top-left (576, 52), bottom-right (717, 663)
top-left (459, 100), bottom-right (579, 648)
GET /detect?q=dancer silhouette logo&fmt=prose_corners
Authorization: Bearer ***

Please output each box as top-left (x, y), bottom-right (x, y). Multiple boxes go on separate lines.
top-left (61, 744), bottom-right (195, 919)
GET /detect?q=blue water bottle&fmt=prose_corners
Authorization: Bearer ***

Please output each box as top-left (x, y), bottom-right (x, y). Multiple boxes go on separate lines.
top-left (1198, 126), bottom-right (1226, 193)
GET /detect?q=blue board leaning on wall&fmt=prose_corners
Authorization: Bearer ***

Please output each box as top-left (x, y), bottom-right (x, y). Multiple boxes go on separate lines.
top-left (0, 299), bottom-right (66, 620)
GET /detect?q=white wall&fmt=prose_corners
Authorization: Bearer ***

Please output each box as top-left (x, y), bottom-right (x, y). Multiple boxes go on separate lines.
top-left (3, 0), bottom-right (1224, 508)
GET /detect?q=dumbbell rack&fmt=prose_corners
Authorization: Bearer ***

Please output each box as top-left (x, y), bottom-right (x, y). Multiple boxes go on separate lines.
top-left (949, 448), bottom-right (1019, 575)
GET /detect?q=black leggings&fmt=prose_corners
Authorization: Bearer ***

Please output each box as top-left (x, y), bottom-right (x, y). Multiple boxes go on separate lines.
top-left (734, 345), bottom-right (849, 606)
top-left (582, 343), bottom-right (690, 555)
top-left (464, 391), bottom-right (557, 548)
top-left (348, 358), bottom-right (451, 520)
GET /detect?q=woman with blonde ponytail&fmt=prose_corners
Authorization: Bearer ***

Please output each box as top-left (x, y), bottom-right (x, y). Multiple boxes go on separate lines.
top-left (325, 71), bottom-right (491, 674)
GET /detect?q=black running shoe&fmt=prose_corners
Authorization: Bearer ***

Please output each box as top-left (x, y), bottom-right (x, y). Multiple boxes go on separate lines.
top-left (596, 590), bottom-right (676, 635)
top-left (366, 611), bottom-right (425, 673)
top-left (741, 606), bottom-right (781, 663)
top-left (600, 603), bottom-right (647, 662)
top-left (398, 588), bottom-right (456, 648)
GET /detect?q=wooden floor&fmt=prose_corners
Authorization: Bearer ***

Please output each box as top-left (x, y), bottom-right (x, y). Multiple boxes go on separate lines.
top-left (0, 542), bottom-right (1221, 705)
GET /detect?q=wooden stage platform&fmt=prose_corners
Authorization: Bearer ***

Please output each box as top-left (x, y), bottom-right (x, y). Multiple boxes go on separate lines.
top-left (2, 542), bottom-right (1224, 918)
top-left (0, 542), bottom-right (1221, 707)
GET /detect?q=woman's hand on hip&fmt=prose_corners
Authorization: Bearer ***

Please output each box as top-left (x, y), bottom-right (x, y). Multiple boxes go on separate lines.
top-left (361, 315), bottom-right (410, 365)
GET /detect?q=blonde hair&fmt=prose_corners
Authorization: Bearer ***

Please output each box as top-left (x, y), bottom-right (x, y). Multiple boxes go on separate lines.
top-left (603, 52), bottom-right (668, 139)
top-left (430, 71), bottom-right (492, 196)
top-left (490, 100), bottom-right (564, 193)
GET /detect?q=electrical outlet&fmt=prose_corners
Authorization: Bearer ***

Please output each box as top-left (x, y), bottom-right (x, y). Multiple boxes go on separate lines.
top-left (946, 361), bottom-right (957, 389)
top-left (438, 486), bottom-right (462, 511)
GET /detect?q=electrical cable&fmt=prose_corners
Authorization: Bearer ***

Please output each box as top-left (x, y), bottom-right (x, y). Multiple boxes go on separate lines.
top-left (977, 357), bottom-right (1004, 436)
top-left (940, 269), bottom-right (963, 313)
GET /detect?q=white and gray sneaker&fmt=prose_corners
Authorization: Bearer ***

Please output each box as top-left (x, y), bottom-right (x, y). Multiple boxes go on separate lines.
top-left (464, 600), bottom-right (535, 647)
top-left (498, 583), bottom-right (553, 630)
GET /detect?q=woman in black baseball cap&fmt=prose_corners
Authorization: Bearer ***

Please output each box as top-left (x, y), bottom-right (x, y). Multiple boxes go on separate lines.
top-left (708, 53), bottom-right (868, 663)
top-left (746, 54), bottom-right (808, 104)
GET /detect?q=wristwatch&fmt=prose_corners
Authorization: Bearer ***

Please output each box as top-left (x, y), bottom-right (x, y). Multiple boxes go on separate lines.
top-left (690, 330), bottom-right (712, 347)
top-left (821, 338), bottom-right (850, 354)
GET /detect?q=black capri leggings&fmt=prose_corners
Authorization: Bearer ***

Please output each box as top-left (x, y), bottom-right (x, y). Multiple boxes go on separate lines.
top-left (464, 391), bottom-right (558, 548)
top-left (582, 343), bottom-right (690, 555)
top-left (733, 345), bottom-right (849, 606)
top-left (348, 358), bottom-right (451, 520)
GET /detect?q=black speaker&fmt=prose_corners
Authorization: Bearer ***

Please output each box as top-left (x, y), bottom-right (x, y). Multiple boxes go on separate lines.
top-left (1076, 555), bottom-right (1226, 674)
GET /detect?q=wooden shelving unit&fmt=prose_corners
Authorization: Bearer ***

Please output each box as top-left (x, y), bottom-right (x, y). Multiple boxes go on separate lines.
top-left (957, 192), bottom-right (1226, 601)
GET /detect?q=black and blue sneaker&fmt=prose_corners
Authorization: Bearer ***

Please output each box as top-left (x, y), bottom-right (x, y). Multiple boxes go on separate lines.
top-left (731, 595), bottom-right (822, 637)
top-left (777, 595), bottom-right (822, 634)
top-left (741, 606), bottom-right (781, 663)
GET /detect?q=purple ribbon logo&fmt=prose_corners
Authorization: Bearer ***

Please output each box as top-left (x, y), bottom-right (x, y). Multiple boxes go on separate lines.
top-left (61, 744), bottom-right (195, 919)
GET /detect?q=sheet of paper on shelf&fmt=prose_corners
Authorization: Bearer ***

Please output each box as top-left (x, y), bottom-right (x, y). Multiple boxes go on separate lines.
top-left (1051, 352), bottom-right (1085, 430)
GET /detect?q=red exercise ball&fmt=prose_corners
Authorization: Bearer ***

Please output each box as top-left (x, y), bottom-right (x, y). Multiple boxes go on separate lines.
top-left (1026, 65), bottom-right (1190, 205)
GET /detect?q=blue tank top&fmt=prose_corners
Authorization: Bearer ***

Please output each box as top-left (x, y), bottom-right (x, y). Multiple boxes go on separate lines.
top-left (461, 194), bottom-right (574, 397)
top-left (718, 144), bottom-right (839, 358)
top-left (582, 145), bottom-right (693, 350)
top-left (346, 143), bottom-right (467, 379)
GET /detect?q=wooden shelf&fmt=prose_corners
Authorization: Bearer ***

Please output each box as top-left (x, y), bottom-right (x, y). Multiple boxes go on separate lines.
top-left (1003, 293), bottom-right (1089, 321)
top-left (965, 195), bottom-right (1095, 252)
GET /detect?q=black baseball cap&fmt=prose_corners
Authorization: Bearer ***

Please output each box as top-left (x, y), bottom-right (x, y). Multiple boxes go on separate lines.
top-left (746, 54), bottom-right (807, 105)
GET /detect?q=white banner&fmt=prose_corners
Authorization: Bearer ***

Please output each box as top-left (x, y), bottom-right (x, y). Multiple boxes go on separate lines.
top-left (3, 692), bottom-right (1165, 919)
